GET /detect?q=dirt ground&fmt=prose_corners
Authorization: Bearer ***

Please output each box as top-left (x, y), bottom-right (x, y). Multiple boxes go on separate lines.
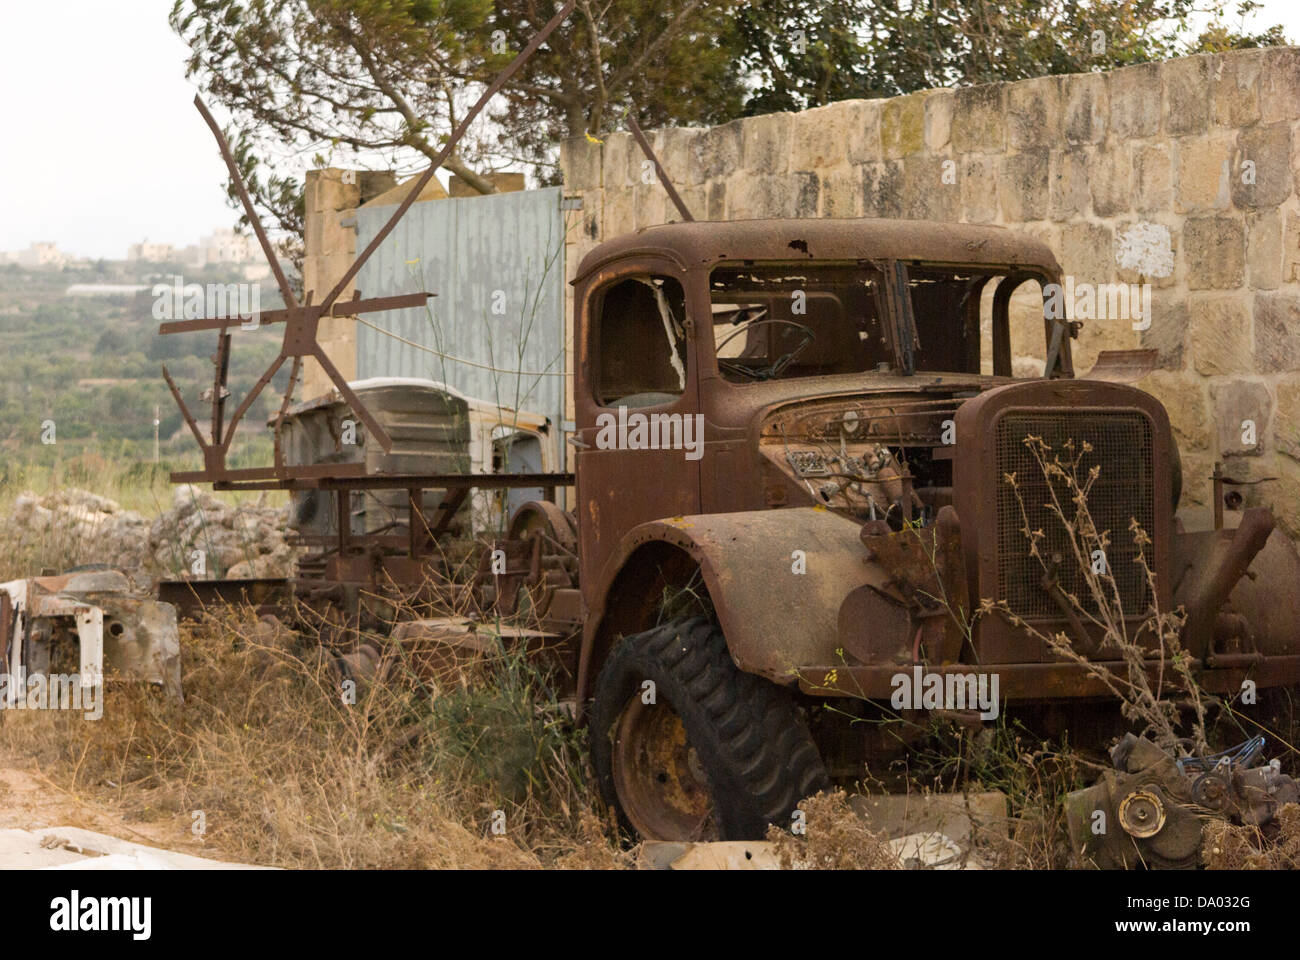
top-left (0, 755), bottom-right (225, 863)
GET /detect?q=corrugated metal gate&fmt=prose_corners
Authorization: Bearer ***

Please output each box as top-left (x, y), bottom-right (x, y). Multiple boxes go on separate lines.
top-left (353, 186), bottom-right (567, 432)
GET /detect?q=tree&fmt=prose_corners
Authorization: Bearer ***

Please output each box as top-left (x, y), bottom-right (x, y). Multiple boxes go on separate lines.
top-left (735, 0), bottom-right (1290, 112)
top-left (172, 0), bottom-right (1289, 243)
top-left (170, 0), bottom-right (744, 239)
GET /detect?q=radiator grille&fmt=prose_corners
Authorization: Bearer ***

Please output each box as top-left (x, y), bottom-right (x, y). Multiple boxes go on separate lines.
top-left (995, 412), bottom-right (1155, 619)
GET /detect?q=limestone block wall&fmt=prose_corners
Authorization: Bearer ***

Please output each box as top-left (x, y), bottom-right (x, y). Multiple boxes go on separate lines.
top-left (301, 168), bottom-right (362, 400)
top-left (560, 47), bottom-right (1300, 532)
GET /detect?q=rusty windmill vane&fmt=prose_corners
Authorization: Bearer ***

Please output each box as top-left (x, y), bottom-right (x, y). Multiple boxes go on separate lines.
top-left (161, 0), bottom-right (578, 488)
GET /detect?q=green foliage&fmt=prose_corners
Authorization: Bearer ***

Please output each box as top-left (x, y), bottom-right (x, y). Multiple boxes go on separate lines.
top-left (168, 0), bottom-right (1290, 238)
top-left (737, 0), bottom-right (1292, 110)
top-left (0, 263), bottom-right (288, 464)
top-left (169, 0), bottom-right (746, 225)
top-left (424, 641), bottom-right (588, 812)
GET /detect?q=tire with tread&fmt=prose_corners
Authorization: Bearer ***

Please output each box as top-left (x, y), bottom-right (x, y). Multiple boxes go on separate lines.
top-left (591, 616), bottom-right (828, 840)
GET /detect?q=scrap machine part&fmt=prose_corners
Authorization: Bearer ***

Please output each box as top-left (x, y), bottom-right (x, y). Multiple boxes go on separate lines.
top-left (1065, 733), bottom-right (1300, 869)
top-left (0, 569), bottom-right (183, 703)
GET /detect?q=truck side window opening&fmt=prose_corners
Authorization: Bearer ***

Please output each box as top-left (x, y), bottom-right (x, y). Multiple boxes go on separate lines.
top-left (904, 269), bottom-right (989, 375)
top-left (709, 264), bottom-right (888, 383)
top-left (594, 275), bottom-right (688, 408)
top-left (901, 268), bottom-right (1051, 378)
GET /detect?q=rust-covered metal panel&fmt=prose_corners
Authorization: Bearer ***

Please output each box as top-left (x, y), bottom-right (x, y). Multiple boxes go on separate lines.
top-left (578, 507), bottom-right (875, 699)
top-left (573, 218), bottom-right (1062, 285)
top-left (953, 379), bottom-right (1175, 663)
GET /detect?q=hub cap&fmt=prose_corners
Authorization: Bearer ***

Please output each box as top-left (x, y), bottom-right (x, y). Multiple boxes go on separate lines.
top-left (610, 695), bottom-right (717, 840)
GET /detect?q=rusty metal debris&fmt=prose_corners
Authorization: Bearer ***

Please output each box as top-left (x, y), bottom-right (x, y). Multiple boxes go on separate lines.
top-left (1066, 734), bottom-right (1300, 869)
top-left (0, 569), bottom-right (182, 704)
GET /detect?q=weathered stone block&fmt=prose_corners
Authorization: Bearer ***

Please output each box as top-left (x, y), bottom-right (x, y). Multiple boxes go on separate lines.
top-left (305, 210), bottom-right (356, 259)
top-left (961, 156), bottom-right (998, 223)
top-left (659, 126), bottom-right (704, 188)
top-left (1140, 295), bottom-right (1188, 370)
top-left (602, 131), bottom-right (632, 189)
top-left (1048, 148), bottom-right (1090, 221)
top-left (792, 102), bottom-right (860, 172)
top-left (675, 185), bottom-right (706, 224)
top-left (1248, 209), bottom-right (1282, 290)
top-left (1274, 376), bottom-right (1300, 460)
top-left (1164, 54), bottom-right (1213, 136)
top-left (691, 119), bottom-right (744, 181)
top-left (1210, 380), bottom-right (1271, 457)
top-left (924, 90), bottom-right (953, 152)
top-left (1061, 221), bottom-right (1115, 284)
top-left (1137, 369), bottom-right (1212, 451)
top-left (881, 92), bottom-right (928, 158)
top-left (951, 83), bottom-right (1005, 153)
top-left (1254, 292), bottom-right (1300, 372)
top-left (1062, 72), bottom-right (1108, 144)
top-left (1261, 47), bottom-right (1300, 123)
top-left (846, 99), bottom-right (884, 165)
top-left (1285, 211), bottom-right (1300, 283)
top-left (602, 188), bottom-right (636, 238)
top-left (1188, 295), bottom-right (1251, 376)
top-left (707, 180), bottom-right (726, 221)
top-left (1109, 62), bottom-right (1162, 139)
top-left (305, 169), bottom-right (360, 215)
top-left (747, 111), bottom-right (794, 175)
top-left (1006, 75), bottom-right (1062, 150)
top-left (1212, 49), bottom-right (1262, 127)
top-left (1231, 122), bottom-right (1293, 209)
top-left (1132, 143), bottom-right (1172, 213)
top-left (726, 173), bottom-right (792, 219)
top-left (1271, 461), bottom-right (1300, 538)
top-left (821, 166), bottom-right (861, 218)
top-left (1184, 217), bottom-right (1246, 289)
top-left (998, 149), bottom-right (1049, 221)
top-left (862, 161), bottom-right (905, 219)
top-left (1090, 144), bottom-right (1132, 217)
top-left (559, 136), bottom-right (601, 189)
top-left (902, 157), bottom-right (960, 220)
top-left (1174, 135), bottom-right (1232, 213)
top-left (795, 172), bottom-right (820, 217)
top-left (631, 183), bottom-right (668, 230)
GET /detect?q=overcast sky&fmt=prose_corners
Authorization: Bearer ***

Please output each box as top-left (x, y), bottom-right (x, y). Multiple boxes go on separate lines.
top-left (2, 0), bottom-right (1298, 261)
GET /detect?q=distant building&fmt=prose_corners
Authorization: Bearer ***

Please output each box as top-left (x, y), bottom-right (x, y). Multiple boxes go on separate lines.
top-left (9, 242), bottom-right (69, 268)
top-left (127, 240), bottom-right (176, 262)
top-left (128, 229), bottom-right (268, 269)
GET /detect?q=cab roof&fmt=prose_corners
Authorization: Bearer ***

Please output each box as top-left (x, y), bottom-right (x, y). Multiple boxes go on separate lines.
top-left (573, 218), bottom-right (1062, 283)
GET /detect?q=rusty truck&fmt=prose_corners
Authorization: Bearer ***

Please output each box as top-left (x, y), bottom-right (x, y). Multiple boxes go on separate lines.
top-left (554, 216), bottom-right (1300, 841)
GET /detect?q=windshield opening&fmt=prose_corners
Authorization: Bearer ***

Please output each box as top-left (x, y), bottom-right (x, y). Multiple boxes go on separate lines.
top-left (709, 263), bottom-right (888, 383)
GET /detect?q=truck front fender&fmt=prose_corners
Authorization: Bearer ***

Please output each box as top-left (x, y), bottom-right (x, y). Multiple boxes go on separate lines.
top-left (578, 507), bottom-right (874, 704)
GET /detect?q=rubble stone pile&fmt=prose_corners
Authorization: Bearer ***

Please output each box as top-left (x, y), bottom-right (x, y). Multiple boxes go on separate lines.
top-left (148, 486), bottom-right (299, 580)
top-left (0, 486), bottom-right (297, 583)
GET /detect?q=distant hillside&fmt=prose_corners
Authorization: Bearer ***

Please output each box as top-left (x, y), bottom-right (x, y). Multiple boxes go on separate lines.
top-left (0, 261), bottom-right (291, 468)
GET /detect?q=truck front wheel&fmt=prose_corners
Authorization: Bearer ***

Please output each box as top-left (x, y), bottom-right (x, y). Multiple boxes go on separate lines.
top-left (591, 616), bottom-right (828, 841)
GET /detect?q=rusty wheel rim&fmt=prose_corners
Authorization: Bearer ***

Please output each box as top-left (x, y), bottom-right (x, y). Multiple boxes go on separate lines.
top-left (610, 695), bottom-right (717, 841)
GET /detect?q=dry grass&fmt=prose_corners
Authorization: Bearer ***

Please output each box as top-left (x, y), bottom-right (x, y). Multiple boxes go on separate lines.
top-left (0, 602), bottom-right (629, 869)
top-left (1202, 804), bottom-right (1300, 868)
top-left (765, 789), bottom-right (899, 869)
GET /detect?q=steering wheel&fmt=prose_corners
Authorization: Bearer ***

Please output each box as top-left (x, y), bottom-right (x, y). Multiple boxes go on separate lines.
top-left (715, 318), bottom-right (816, 381)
